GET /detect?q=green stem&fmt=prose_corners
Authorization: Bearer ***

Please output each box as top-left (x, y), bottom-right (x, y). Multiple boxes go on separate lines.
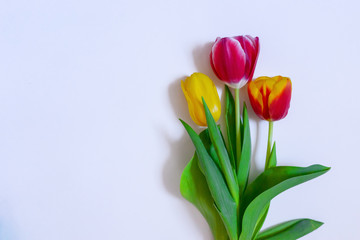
top-left (265, 121), bottom-right (273, 170)
top-left (234, 88), bottom-right (242, 240)
top-left (234, 88), bottom-right (241, 169)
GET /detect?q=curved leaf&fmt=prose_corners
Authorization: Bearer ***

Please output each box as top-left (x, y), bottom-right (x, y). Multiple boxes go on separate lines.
top-left (180, 154), bottom-right (228, 240)
top-left (237, 102), bottom-right (251, 196)
top-left (225, 85), bottom-right (236, 168)
top-left (252, 143), bottom-right (276, 238)
top-left (256, 218), bottom-right (323, 240)
top-left (199, 128), bottom-right (220, 169)
top-left (202, 98), bottom-right (239, 204)
top-left (252, 205), bottom-right (269, 240)
top-left (239, 165), bottom-right (330, 240)
top-left (180, 120), bottom-right (238, 240)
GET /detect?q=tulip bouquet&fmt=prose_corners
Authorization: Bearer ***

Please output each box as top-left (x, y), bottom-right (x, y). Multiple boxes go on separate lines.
top-left (179, 36), bottom-right (330, 240)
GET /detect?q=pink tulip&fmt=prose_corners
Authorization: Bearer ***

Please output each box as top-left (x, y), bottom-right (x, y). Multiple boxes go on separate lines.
top-left (210, 35), bottom-right (260, 89)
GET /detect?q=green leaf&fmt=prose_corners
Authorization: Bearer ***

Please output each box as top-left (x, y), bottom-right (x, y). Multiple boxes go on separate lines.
top-left (180, 120), bottom-right (238, 240)
top-left (239, 165), bottom-right (330, 240)
top-left (252, 205), bottom-right (269, 240)
top-left (256, 218), bottom-right (323, 240)
top-left (225, 85), bottom-right (236, 169)
top-left (180, 153), bottom-right (229, 240)
top-left (266, 142), bottom-right (277, 169)
top-left (202, 98), bottom-right (239, 204)
top-left (252, 142), bottom-right (276, 238)
top-left (237, 102), bottom-right (251, 196)
top-left (198, 128), bottom-right (221, 169)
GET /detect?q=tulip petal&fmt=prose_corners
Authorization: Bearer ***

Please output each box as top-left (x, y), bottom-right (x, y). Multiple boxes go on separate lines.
top-left (234, 35), bottom-right (259, 80)
top-left (246, 36), bottom-right (260, 81)
top-left (248, 81), bottom-right (265, 120)
top-left (268, 77), bottom-right (292, 121)
top-left (189, 73), bottom-right (221, 123)
top-left (248, 76), bottom-right (291, 121)
top-left (181, 80), bottom-right (204, 126)
top-left (181, 73), bottom-right (221, 126)
top-left (210, 51), bottom-right (222, 80)
top-left (211, 37), bottom-right (246, 85)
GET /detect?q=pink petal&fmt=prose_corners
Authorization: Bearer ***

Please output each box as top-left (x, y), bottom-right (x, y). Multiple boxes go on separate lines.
top-left (233, 36), bottom-right (259, 80)
top-left (211, 37), bottom-right (246, 84)
top-left (247, 36), bottom-right (260, 80)
top-left (210, 51), bottom-right (221, 80)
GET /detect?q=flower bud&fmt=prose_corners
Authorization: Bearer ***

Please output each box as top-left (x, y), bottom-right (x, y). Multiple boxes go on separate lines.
top-left (248, 76), bottom-right (292, 121)
top-left (210, 35), bottom-right (259, 89)
top-left (181, 73), bottom-right (221, 126)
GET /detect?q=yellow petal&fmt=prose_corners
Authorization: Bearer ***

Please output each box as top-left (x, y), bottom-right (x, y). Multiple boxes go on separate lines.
top-left (181, 73), bottom-right (221, 126)
top-left (248, 79), bottom-right (264, 111)
top-left (268, 76), bottom-right (291, 105)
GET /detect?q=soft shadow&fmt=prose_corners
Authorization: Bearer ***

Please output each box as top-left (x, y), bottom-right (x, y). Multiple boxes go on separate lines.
top-left (162, 77), bottom-right (211, 239)
top-left (162, 77), bottom-right (193, 199)
top-left (192, 42), bottom-right (221, 87)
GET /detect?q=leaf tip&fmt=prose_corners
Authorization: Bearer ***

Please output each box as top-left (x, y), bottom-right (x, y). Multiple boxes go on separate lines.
top-left (310, 164), bottom-right (331, 173)
top-left (179, 118), bottom-right (186, 125)
top-left (243, 101), bottom-right (247, 109)
top-left (303, 218), bottom-right (324, 230)
top-left (272, 141), bottom-right (276, 151)
top-left (313, 220), bottom-right (324, 228)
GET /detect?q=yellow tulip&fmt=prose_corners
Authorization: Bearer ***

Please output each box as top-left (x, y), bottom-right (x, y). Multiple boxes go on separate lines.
top-left (181, 73), bottom-right (221, 126)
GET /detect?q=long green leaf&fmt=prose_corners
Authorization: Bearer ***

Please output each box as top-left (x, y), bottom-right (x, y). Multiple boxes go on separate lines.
top-left (225, 85), bottom-right (236, 169)
top-left (252, 143), bottom-right (277, 239)
top-left (199, 128), bottom-right (221, 169)
top-left (180, 153), bottom-right (228, 240)
top-left (237, 102), bottom-right (251, 196)
top-left (202, 98), bottom-right (239, 204)
top-left (239, 165), bottom-right (330, 240)
top-left (256, 219), bottom-right (323, 240)
top-left (180, 120), bottom-right (238, 240)
top-left (252, 205), bottom-right (269, 240)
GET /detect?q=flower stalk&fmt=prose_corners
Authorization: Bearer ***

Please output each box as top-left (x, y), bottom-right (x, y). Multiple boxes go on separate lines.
top-left (234, 88), bottom-right (242, 168)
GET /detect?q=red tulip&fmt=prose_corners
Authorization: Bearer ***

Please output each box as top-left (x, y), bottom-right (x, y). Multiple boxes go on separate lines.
top-left (210, 35), bottom-right (260, 89)
top-left (248, 76), bottom-right (292, 121)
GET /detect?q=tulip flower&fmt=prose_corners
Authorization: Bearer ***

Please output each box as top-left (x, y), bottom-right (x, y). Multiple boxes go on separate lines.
top-left (181, 73), bottom-right (221, 126)
top-left (210, 35), bottom-right (260, 89)
top-left (210, 35), bottom-right (259, 166)
top-left (248, 76), bottom-right (292, 121)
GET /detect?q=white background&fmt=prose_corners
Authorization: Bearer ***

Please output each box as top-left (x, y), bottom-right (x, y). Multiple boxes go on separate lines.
top-left (0, 0), bottom-right (359, 239)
